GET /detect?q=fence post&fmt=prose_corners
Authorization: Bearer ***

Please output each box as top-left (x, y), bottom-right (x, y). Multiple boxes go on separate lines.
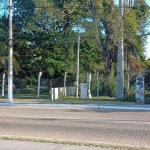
top-left (37, 72), bottom-right (42, 98)
top-left (64, 72), bottom-right (67, 96)
top-left (97, 72), bottom-right (99, 100)
top-left (51, 88), bottom-right (54, 100)
top-left (87, 73), bottom-right (91, 99)
top-left (2, 73), bottom-right (5, 97)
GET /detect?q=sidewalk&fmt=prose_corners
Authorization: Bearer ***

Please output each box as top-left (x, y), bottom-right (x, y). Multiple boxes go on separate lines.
top-left (0, 99), bottom-right (150, 110)
top-left (0, 140), bottom-right (115, 150)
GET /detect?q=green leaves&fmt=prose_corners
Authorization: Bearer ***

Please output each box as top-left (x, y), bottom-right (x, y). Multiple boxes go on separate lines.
top-left (133, 0), bottom-right (149, 23)
top-left (0, 0), bottom-right (148, 83)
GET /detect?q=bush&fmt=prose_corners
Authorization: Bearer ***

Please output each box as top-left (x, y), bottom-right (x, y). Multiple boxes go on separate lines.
top-left (63, 96), bottom-right (76, 100)
top-left (25, 77), bottom-right (38, 85)
top-left (123, 94), bottom-right (136, 102)
top-left (145, 94), bottom-right (150, 104)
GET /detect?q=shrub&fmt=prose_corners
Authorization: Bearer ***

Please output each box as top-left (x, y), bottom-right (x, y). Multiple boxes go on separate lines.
top-left (123, 93), bottom-right (136, 102)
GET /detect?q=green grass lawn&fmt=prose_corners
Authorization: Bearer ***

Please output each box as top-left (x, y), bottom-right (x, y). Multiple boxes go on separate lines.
top-left (0, 94), bottom-right (136, 105)
top-left (0, 93), bottom-right (150, 104)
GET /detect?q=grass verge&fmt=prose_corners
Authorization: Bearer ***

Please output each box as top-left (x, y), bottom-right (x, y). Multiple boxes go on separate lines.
top-left (0, 96), bottom-right (138, 105)
top-left (0, 135), bottom-right (149, 150)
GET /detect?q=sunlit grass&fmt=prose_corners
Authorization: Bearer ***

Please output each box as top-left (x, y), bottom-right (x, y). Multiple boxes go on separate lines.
top-left (0, 135), bottom-right (149, 150)
top-left (0, 92), bottom-right (150, 104)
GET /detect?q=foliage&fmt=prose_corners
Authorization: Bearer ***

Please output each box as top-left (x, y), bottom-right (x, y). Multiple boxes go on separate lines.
top-left (0, 15), bottom-right (20, 75)
top-left (0, 0), bottom-right (149, 97)
top-left (133, 0), bottom-right (149, 24)
top-left (123, 94), bottom-right (136, 102)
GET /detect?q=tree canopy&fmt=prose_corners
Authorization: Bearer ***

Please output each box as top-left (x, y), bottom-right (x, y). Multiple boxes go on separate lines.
top-left (0, 0), bottom-right (150, 96)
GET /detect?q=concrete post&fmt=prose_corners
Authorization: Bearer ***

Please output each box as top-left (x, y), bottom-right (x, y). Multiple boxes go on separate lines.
top-left (8, 0), bottom-right (13, 103)
top-left (2, 73), bottom-right (5, 97)
top-left (37, 72), bottom-right (42, 98)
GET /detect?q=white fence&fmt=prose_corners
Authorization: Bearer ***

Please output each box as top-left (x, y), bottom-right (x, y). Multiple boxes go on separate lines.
top-left (51, 86), bottom-right (76, 100)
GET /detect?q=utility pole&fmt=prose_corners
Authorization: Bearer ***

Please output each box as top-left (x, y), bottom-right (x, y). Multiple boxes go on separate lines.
top-left (116, 0), bottom-right (124, 99)
top-left (76, 30), bottom-right (80, 98)
top-left (8, 0), bottom-right (13, 103)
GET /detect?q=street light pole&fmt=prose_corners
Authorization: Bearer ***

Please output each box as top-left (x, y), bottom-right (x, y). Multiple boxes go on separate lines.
top-left (116, 0), bottom-right (124, 99)
top-left (76, 30), bottom-right (80, 98)
top-left (8, 0), bottom-right (13, 103)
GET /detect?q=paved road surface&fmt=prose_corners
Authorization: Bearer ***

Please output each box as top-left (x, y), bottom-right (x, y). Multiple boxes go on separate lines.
top-left (0, 106), bottom-right (150, 149)
top-left (0, 140), bottom-right (114, 150)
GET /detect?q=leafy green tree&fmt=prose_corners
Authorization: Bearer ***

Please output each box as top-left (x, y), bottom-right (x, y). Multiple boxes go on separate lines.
top-left (123, 0), bottom-right (149, 90)
top-left (0, 15), bottom-right (20, 75)
top-left (13, 0), bottom-right (102, 79)
top-left (3, 0), bottom-right (149, 96)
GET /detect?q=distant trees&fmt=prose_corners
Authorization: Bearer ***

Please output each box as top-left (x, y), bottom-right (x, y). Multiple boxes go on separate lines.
top-left (0, 0), bottom-right (149, 96)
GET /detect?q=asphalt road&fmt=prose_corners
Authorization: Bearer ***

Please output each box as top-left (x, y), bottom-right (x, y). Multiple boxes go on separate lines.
top-left (0, 106), bottom-right (150, 148)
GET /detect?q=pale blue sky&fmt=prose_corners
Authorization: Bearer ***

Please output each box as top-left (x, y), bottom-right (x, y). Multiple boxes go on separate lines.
top-left (145, 0), bottom-right (150, 5)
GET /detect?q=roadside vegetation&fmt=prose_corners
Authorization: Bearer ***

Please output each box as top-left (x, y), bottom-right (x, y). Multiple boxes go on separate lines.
top-left (0, 0), bottom-right (150, 99)
top-left (0, 92), bottom-right (150, 104)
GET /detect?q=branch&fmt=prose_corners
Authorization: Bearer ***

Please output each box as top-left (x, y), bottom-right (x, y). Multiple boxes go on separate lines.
top-left (60, 3), bottom-right (79, 21)
top-left (139, 32), bottom-right (150, 37)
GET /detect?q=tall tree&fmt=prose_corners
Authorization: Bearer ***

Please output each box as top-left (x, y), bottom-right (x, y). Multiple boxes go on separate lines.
top-left (0, 15), bottom-right (20, 75)
top-left (3, 0), bottom-right (149, 96)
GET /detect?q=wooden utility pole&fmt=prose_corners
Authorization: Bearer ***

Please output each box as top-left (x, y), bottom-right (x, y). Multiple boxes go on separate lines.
top-left (76, 30), bottom-right (80, 98)
top-left (8, 0), bottom-right (13, 103)
top-left (116, 0), bottom-right (124, 99)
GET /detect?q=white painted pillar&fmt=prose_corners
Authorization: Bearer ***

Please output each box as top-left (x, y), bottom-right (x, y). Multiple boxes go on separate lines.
top-left (37, 72), bottom-right (42, 98)
top-left (135, 73), bottom-right (145, 103)
top-left (2, 73), bottom-right (5, 97)
top-left (8, 0), bottom-right (13, 103)
top-left (87, 73), bottom-right (91, 99)
top-left (51, 88), bottom-right (54, 100)
top-left (76, 30), bottom-right (80, 98)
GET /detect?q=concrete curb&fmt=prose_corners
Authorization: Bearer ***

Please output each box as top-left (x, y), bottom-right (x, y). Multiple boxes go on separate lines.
top-left (0, 102), bottom-right (150, 111)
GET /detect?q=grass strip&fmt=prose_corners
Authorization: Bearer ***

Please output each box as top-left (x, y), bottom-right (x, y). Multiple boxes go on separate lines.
top-left (0, 98), bottom-right (138, 105)
top-left (0, 135), bottom-right (149, 150)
